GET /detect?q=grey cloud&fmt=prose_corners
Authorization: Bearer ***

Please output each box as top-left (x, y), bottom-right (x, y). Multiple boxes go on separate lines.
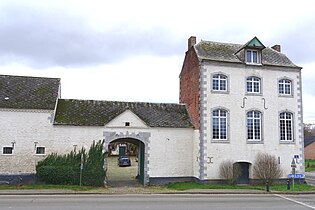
top-left (271, 18), bottom-right (315, 65)
top-left (0, 3), bottom-right (184, 67)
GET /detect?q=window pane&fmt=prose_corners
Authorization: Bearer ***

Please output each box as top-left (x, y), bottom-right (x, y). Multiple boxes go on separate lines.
top-left (253, 51), bottom-right (258, 63)
top-left (213, 79), bottom-right (219, 90)
top-left (246, 51), bottom-right (252, 62)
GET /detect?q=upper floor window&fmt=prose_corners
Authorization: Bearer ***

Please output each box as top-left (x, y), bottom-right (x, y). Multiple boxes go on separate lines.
top-left (212, 74), bottom-right (227, 91)
top-left (246, 77), bottom-right (261, 94)
top-left (246, 50), bottom-right (260, 64)
top-left (280, 112), bottom-right (293, 142)
top-left (279, 79), bottom-right (292, 95)
top-left (2, 146), bottom-right (13, 155)
top-left (212, 109), bottom-right (228, 141)
top-left (247, 110), bottom-right (262, 141)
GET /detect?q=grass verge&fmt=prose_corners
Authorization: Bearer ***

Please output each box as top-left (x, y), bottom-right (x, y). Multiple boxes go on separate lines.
top-left (0, 184), bottom-right (98, 191)
top-left (305, 159), bottom-right (315, 172)
top-left (166, 182), bottom-right (315, 192)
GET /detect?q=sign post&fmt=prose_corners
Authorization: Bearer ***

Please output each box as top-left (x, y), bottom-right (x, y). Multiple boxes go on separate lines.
top-left (80, 153), bottom-right (84, 186)
top-left (291, 158), bottom-right (296, 192)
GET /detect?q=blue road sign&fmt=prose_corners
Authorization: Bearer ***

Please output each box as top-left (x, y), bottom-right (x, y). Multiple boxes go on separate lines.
top-left (288, 173), bottom-right (304, 178)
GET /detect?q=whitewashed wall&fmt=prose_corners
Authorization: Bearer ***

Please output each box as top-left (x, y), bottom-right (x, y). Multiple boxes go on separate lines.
top-left (200, 63), bottom-right (303, 179)
top-left (0, 108), bottom-right (196, 179)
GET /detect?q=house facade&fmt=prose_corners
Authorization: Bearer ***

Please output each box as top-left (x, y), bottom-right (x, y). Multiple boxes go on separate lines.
top-left (0, 36), bottom-right (304, 185)
top-left (180, 36), bottom-right (304, 183)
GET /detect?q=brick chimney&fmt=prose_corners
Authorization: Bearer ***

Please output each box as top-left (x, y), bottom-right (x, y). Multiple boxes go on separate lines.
top-left (271, 44), bottom-right (281, 52)
top-left (188, 36), bottom-right (196, 50)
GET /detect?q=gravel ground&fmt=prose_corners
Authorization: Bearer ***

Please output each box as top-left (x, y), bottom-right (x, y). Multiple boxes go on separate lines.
top-left (106, 156), bottom-right (140, 187)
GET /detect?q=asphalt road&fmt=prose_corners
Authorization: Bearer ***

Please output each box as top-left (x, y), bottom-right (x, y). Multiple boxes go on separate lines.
top-left (0, 194), bottom-right (315, 210)
top-left (306, 172), bottom-right (315, 186)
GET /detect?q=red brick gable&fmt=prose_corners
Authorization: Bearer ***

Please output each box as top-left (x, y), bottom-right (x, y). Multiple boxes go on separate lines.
top-left (179, 48), bottom-right (200, 129)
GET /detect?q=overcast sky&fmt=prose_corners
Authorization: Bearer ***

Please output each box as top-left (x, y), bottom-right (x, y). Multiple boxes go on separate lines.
top-left (1, 0), bottom-right (315, 123)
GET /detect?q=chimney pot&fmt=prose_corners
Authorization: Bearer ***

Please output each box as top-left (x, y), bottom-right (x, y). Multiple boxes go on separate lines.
top-left (272, 44), bottom-right (281, 52)
top-left (188, 36), bottom-right (196, 50)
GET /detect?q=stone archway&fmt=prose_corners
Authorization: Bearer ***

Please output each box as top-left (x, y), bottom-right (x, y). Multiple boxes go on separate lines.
top-left (103, 131), bottom-right (150, 186)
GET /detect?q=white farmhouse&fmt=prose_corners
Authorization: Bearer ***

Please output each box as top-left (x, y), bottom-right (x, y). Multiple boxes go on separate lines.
top-left (180, 36), bottom-right (304, 183)
top-left (0, 36), bottom-right (304, 185)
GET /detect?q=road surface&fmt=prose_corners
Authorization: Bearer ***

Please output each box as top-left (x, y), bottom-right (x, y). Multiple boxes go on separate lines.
top-left (0, 194), bottom-right (315, 210)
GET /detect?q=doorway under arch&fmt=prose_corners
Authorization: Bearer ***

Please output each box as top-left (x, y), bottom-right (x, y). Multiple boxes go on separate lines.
top-left (104, 131), bottom-right (150, 186)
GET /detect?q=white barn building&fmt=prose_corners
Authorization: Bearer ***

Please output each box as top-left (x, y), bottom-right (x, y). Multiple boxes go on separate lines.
top-left (0, 37), bottom-right (304, 185)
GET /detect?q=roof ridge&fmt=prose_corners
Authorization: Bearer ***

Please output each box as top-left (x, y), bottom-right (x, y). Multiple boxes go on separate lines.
top-left (59, 98), bottom-right (184, 107)
top-left (0, 74), bottom-right (60, 80)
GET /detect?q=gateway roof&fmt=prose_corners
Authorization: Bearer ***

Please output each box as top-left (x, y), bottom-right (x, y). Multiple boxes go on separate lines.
top-left (54, 99), bottom-right (194, 128)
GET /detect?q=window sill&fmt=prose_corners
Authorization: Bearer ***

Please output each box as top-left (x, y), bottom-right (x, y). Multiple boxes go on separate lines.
top-left (247, 140), bottom-right (264, 144)
top-left (246, 93), bottom-right (263, 96)
top-left (245, 62), bottom-right (263, 66)
top-left (278, 94), bottom-right (294, 98)
top-left (279, 141), bottom-right (295, 144)
top-left (211, 90), bottom-right (229, 94)
top-left (211, 140), bottom-right (230, 144)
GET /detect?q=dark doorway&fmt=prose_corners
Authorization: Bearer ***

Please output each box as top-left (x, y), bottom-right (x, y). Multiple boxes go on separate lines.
top-left (236, 162), bottom-right (250, 184)
top-left (106, 138), bottom-right (145, 187)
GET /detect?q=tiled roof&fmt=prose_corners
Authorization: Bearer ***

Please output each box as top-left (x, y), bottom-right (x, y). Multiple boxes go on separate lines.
top-left (0, 75), bottom-right (60, 110)
top-left (195, 40), bottom-right (300, 68)
top-left (305, 136), bottom-right (315, 147)
top-left (54, 99), bottom-right (194, 128)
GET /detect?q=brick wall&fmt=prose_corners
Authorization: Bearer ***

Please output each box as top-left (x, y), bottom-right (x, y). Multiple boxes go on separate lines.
top-left (179, 48), bottom-right (200, 129)
top-left (305, 143), bottom-right (315, 159)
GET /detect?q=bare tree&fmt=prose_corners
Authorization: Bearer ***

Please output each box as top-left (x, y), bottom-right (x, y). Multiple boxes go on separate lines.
top-left (253, 153), bottom-right (283, 184)
top-left (219, 160), bottom-right (241, 185)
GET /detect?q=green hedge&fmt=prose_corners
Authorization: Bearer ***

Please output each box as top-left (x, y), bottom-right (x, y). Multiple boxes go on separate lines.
top-left (36, 140), bottom-right (105, 186)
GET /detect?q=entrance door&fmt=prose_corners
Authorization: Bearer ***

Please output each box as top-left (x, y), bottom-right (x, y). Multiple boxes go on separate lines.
top-left (139, 142), bottom-right (145, 185)
top-left (236, 162), bottom-right (250, 184)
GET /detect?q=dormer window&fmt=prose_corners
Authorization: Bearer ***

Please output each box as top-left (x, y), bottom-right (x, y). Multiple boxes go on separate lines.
top-left (246, 50), bottom-right (260, 64)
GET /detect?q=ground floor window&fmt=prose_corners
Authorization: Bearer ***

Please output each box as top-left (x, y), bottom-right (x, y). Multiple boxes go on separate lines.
top-left (2, 146), bottom-right (13, 155)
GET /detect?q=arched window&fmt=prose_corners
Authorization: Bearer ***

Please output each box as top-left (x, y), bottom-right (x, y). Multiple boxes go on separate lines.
top-left (279, 79), bottom-right (292, 95)
top-left (246, 77), bottom-right (261, 93)
top-left (212, 74), bottom-right (227, 91)
top-left (280, 112), bottom-right (293, 141)
top-left (247, 110), bottom-right (262, 141)
top-left (212, 109), bottom-right (227, 140)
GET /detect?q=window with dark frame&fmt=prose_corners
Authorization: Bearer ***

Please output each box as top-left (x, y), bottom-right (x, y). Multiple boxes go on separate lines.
top-left (36, 147), bottom-right (45, 155)
top-left (2, 147), bottom-right (13, 155)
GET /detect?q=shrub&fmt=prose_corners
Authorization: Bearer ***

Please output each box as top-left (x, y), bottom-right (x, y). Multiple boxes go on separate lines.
top-left (36, 140), bottom-right (105, 186)
top-left (253, 153), bottom-right (282, 184)
top-left (219, 160), bottom-right (241, 185)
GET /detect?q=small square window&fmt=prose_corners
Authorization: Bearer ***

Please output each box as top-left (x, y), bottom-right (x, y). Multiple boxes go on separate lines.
top-left (125, 122), bottom-right (130, 126)
top-left (2, 147), bottom-right (13, 155)
top-left (36, 147), bottom-right (45, 155)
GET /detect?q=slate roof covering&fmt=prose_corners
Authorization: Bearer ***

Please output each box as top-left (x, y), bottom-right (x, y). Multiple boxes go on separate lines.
top-left (194, 40), bottom-right (300, 68)
top-left (0, 75), bottom-right (60, 110)
top-left (54, 99), bottom-right (194, 128)
top-left (305, 136), bottom-right (315, 147)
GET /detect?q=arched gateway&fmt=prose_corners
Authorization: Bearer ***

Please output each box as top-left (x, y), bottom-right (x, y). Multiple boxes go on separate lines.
top-left (104, 131), bottom-right (150, 186)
